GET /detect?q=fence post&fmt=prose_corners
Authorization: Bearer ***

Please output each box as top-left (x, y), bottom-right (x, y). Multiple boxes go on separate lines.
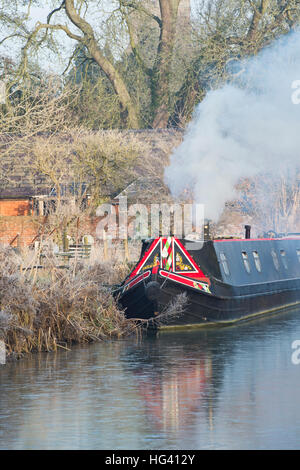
top-left (17, 233), bottom-right (21, 250)
top-left (124, 237), bottom-right (129, 262)
top-left (63, 229), bottom-right (69, 252)
top-left (62, 229), bottom-right (69, 265)
top-left (103, 229), bottom-right (108, 261)
top-left (83, 235), bottom-right (89, 258)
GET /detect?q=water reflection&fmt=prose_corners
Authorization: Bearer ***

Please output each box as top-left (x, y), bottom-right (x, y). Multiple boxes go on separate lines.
top-left (132, 355), bottom-right (212, 433)
top-left (1, 308), bottom-right (300, 449)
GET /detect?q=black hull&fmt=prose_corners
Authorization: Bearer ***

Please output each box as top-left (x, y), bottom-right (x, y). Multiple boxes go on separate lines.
top-left (117, 237), bottom-right (300, 329)
top-left (118, 271), bottom-right (300, 329)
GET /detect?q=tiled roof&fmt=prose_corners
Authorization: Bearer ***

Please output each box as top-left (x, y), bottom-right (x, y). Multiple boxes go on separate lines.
top-left (0, 129), bottom-right (183, 199)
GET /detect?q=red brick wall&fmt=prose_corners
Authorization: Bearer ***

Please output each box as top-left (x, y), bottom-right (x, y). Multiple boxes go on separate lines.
top-left (0, 216), bottom-right (41, 246)
top-left (0, 215), bottom-right (105, 247)
top-left (0, 200), bottom-right (31, 216)
top-left (0, 211), bottom-right (118, 248)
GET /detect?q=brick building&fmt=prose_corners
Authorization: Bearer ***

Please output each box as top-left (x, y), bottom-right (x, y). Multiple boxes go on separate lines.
top-left (0, 129), bottom-right (183, 247)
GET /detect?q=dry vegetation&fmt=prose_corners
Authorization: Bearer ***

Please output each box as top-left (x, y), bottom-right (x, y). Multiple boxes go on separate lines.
top-left (0, 245), bottom-right (190, 360)
top-left (0, 246), bottom-right (138, 360)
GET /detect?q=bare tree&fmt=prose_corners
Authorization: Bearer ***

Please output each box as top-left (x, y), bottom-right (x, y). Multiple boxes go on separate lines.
top-left (237, 173), bottom-right (300, 234)
top-left (2, 0), bottom-right (300, 128)
top-left (173, 0), bottom-right (300, 123)
top-left (14, 0), bottom-right (192, 129)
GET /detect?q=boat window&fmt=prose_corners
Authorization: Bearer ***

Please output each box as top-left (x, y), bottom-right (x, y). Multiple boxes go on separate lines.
top-left (297, 250), bottom-right (300, 263)
top-left (220, 252), bottom-right (230, 276)
top-left (252, 251), bottom-right (261, 272)
top-left (271, 250), bottom-right (279, 271)
top-left (280, 250), bottom-right (288, 269)
top-left (242, 252), bottom-right (251, 273)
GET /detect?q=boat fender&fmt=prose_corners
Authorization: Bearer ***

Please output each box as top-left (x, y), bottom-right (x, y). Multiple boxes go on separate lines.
top-left (145, 281), bottom-right (161, 301)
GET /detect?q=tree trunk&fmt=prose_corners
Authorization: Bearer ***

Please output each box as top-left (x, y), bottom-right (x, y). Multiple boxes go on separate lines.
top-left (151, 0), bottom-right (181, 128)
top-left (246, 0), bottom-right (270, 45)
top-left (87, 42), bottom-right (140, 128)
top-left (65, 0), bottom-right (140, 128)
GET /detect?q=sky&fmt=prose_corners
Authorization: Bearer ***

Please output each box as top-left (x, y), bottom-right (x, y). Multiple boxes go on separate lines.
top-left (0, 0), bottom-right (198, 74)
top-left (1, 1), bottom-right (122, 74)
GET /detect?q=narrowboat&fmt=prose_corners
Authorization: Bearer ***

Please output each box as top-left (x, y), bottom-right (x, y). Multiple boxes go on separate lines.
top-left (116, 227), bottom-right (300, 329)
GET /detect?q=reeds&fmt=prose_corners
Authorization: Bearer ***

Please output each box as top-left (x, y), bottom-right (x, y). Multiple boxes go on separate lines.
top-left (0, 246), bottom-right (136, 359)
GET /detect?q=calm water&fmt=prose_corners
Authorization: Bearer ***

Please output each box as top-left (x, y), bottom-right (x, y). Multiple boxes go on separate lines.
top-left (1, 309), bottom-right (300, 450)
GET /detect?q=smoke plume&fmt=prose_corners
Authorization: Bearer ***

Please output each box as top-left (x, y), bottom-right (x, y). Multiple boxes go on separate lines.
top-left (165, 32), bottom-right (300, 223)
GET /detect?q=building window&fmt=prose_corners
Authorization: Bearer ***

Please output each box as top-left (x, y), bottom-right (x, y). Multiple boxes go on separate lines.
top-left (242, 252), bottom-right (251, 273)
top-left (280, 250), bottom-right (288, 269)
top-left (252, 251), bottom-right (262, 272)
top-left (271, 250), bottom-right (279, 271)
top-left (220, 252), bottom-right (230, 276)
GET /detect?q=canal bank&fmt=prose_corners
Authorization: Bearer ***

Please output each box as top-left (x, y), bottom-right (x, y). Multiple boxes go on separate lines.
top-left (0, 246), bottom-right (135, 360)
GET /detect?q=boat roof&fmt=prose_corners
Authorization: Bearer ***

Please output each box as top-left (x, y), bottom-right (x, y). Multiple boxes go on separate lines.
top-left (213, 236), bottom-right (300, 242)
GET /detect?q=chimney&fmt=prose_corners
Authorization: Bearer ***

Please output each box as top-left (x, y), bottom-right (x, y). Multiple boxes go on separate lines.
top-left (245, 225), bottom-right (251, 239)
top-left (204, 220), bottom-right (210, 240)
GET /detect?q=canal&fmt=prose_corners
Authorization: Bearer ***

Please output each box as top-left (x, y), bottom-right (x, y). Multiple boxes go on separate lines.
top-left (1, 308), bottom-right (300, 450)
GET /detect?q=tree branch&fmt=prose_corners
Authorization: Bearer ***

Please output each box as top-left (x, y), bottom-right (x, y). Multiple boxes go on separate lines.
top-left (122, 11), bottom-right (152, 76)
top-left (64, 0), bottom-right (95, 39)
top-left (18, 21), bottom-right (82, 80)
top-left (47, 0), bottom-right (66, 25)
top-left (0, 33), bottom-right (25, 46)
top-left (247, 0), bottom-right (270, 41)
top-left (39, 22), bottom-right (82, 41)
top-left (120, 0), bottom-right (162, 28)
top-left (64, 0), bottom-right (139, 127)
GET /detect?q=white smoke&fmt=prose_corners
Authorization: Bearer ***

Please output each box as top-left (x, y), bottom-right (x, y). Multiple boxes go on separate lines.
top-left (165, 31), bottom-right (300, 222)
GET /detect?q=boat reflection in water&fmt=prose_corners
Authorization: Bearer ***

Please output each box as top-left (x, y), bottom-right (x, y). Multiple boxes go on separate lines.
top-left (123, 308), bottom-right (300, 447)
top-left (133, 355), bottom-right (212, 432)
top-left (1, 306), bottom-right (300, 449)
